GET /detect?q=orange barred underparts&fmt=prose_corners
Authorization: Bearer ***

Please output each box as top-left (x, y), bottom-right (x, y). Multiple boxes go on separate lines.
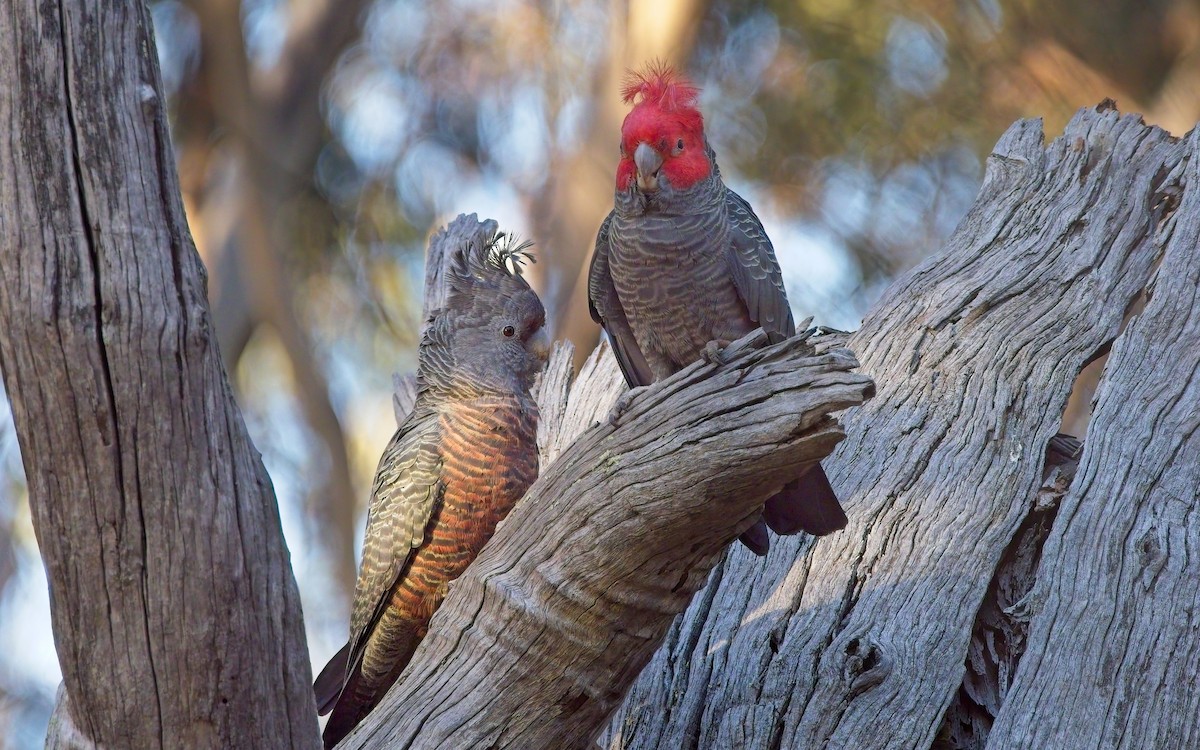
top-left (388, 396), bottom-right (538, 641)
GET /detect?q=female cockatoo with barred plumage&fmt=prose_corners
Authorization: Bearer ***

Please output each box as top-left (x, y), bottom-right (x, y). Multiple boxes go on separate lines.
top-left (315, 233), bottom-right (547, 748)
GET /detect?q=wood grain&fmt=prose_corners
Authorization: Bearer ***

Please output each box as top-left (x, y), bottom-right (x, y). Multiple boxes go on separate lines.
top-left (986, 124), bottom-right (1200, 749)
top-left (0, 4), bottom-right (318, 748)
top-left (347, 327), bottom-right (873, 748)
top-left (7, 6), bottom-right (1198, 746)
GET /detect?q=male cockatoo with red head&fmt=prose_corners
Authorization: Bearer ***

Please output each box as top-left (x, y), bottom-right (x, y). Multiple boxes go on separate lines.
top-left (588, 64), bottom-right (847, 554)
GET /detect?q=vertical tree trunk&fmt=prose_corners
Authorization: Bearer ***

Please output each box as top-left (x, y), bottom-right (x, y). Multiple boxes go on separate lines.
top-left (985, 126), bottom-right (1200, 749)
top-left (4, 2), bottom-right (1199, 746)
top-left (0, 3), bottom-right (318, 748)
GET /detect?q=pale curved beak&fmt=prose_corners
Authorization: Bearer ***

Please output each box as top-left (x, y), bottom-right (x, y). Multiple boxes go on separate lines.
top-left (634, 142), bottom-right (663, 192)
top-left (528, 326), bottom-right (551, 364)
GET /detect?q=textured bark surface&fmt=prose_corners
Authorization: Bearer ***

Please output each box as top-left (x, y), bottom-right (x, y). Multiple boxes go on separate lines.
top-left (356, 108), bottom-right (1200, 749)
top-left (600, 106), bottom-right (1191, 749)
top-left (533, 338), bottom-right (627, 469)
top-left (345, 324), bottom-right (873, 749)
top-left (0, 3), bottom-right (318, 749)
top-left (935, 434), bottom-right (1083, 748)
top-left (986, 124), bottom-right (1200, 749)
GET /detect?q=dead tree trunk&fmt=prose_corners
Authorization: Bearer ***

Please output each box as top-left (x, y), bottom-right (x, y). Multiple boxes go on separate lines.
top-left (593, 108), bottom-right (1196, 749)
top-left (983, 127), bottom-right (1200, 749)
top-left (0, 6), bottom-right (868, 748)
top-left (0, 3), bottom-right (318, 748)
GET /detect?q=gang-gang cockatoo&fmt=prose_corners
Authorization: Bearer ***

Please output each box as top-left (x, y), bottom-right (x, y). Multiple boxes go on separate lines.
top-left (588, 65), bottom-right (847, 555)
top-left (315, 232), bottom-right (547, 747)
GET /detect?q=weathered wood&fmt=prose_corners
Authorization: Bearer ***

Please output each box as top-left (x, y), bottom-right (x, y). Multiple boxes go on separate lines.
top-left (346, 327), bottom-right (874, 749)
top-left (935, 434), bottom-right (1083, 748)
top-left (0, 3), bottom-right (318, 748)
top-left (10, 6), bottom-right (1200, 744)
top-left (530, 339), bottom-right (575, 466)
top-left (985, 124), bottom-right (1200, 749)
top-left (536, 339), bottom-right (627, 468)
top-left (603, 107), bottom-right (1187, 749)
top-left (364, 108), bottom-right (1200, 750)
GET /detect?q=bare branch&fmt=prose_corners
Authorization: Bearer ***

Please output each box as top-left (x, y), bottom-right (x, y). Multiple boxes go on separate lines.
top-left (347, 325), bottom-right (873, 749)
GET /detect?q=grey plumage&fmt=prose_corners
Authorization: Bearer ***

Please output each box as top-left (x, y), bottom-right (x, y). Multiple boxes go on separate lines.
top-left (590, 135), bottom-right (847, 553)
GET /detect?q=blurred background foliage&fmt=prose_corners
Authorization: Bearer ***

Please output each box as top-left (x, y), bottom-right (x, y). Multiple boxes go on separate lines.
top-left (3, 0), bottom-right (1200, 745)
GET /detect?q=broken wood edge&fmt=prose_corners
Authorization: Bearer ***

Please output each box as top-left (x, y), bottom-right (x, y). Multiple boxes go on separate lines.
top-left (350, 327), bottom-right (875, 749)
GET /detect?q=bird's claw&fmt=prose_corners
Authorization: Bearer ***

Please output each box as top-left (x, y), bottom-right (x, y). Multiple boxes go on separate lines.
top-left (607, 385), bottom-right (649, 426)
top-left (701, 339), bottom-right (733, 366)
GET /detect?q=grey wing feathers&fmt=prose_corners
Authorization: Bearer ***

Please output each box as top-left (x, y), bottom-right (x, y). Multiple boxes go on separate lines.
top-left (588, 211), bottom-right (655, 387)
top-left (348, 409), bottom-right (444, 656)
top-left (725, 189), bottom-right (795, 341)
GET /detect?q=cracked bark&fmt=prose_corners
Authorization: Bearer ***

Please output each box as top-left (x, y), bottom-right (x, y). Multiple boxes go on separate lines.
top-left (985, 122), bottom-right (1200, 749)
top-left (934, 434), bottom-right (1083, 748)
top-left (345, 325), bottom-right (872, 750)
top-left (350, 107), bottom-right (1200, 749)
top-left (0, 3), bottom-right (317, 748)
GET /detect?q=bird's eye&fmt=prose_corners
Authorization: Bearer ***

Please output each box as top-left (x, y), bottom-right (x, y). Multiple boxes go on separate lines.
top-left (676, 138), bottom-right (685, 151)
top-left (619, 141), bottom-right (626, 157)
top-left (502, 325), bottom-right (516, 338)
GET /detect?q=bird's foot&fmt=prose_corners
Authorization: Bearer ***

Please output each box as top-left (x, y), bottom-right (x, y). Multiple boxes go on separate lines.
top-left (701, 339), bottom-right (734, 366)
top-left (607, 385), bottom-right (649, 426)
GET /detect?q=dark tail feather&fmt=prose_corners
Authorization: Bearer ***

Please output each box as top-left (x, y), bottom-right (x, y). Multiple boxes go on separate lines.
top-left (323, 659), bottom-right (413, 749)
top-left (738, 517), bottom-right (771, 556)
top-left (314, 641), bottom-right (351, 716)
top-left (323, 669), bottom-right (372, 750)
top-left (322, 614), bottom-right (425, 749)
top-left (762, 463), bottom-right (847, 537)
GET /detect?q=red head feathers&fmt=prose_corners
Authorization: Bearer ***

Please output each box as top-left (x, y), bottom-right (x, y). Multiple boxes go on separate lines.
top-left (616, 64), bottom-right (711, 191)
top-left (621, 64), bottom-right (702, 115)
